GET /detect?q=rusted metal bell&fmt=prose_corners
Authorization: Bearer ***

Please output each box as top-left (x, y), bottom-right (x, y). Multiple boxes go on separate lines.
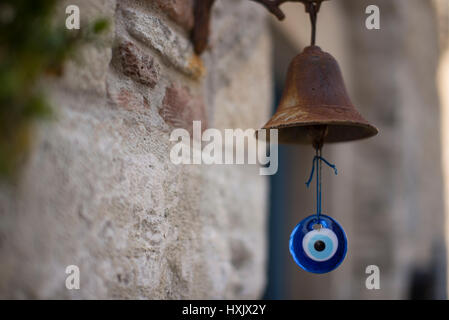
top-left (260, 46), bottom-right (378, 145)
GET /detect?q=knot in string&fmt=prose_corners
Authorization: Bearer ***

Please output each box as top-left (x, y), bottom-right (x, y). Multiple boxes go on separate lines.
top-left (305, 152), bottom-right (338, 217)
top-left (305, 156), bottom-right (338, 187)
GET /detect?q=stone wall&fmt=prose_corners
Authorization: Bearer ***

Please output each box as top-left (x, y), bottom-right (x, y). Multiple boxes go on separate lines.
top-left (0, 0), bottom-right (272, 299)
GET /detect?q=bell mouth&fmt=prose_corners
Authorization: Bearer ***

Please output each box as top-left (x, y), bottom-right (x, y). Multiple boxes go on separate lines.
top-left (259, 122), bottom-right (378, 144)
top-left (257, 104), bottom-right (378, 144)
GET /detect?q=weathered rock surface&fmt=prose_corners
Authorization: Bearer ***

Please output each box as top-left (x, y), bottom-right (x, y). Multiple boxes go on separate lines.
top-left (0, 0), bottom-right (271, 299)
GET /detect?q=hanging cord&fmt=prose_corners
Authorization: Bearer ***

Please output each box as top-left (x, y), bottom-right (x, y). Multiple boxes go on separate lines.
top-left (305, 147), bottom-right (338, 219)
top-left (307, 2), bottom-right (318, 46)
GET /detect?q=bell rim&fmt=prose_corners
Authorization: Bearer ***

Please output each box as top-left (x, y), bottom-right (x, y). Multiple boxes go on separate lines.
top-left (257, 120), bottom-right (378, 144)
top-left (263, 120), bottom-right (378, 133)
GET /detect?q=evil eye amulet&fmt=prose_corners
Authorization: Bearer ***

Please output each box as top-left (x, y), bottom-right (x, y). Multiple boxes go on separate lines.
top-left (289, 214), bottom-right (347, 274)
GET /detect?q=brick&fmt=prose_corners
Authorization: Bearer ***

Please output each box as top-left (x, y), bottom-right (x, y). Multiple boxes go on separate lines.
top-left (159, 84), bottom-right (207, 133)
top-left (122, 8), bottom-right (204, 79)
top-left (153, 0), bottom-right (194, 31)
top-left (118, 41), bottom-right (159, 88)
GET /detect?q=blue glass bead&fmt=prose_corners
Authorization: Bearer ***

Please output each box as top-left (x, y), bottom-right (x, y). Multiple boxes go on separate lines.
top-left (289, 214), bottom-right (347, 274)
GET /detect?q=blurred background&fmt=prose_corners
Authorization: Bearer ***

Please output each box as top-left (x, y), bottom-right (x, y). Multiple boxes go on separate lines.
top-left (264, 0), bottom-right (449, 299)
top-left (0, 0), bottom-right (448, 299)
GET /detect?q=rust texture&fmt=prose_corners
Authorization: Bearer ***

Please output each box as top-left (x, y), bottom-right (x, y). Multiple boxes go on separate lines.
top-left (250, 0), bottom-right (327, 20)
top-left (191, 0), bottom-right (328, 55)
top-left (260, 46), bottom-right (378, 144)
top-left (192, 0), bottom-right (215, 55)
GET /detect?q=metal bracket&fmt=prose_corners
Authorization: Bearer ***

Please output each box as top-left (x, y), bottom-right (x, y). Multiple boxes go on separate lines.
top-left (191, 0), bottom-right (328, 54)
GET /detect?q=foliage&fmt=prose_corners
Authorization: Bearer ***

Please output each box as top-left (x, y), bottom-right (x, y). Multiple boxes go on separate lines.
top-left (0, 0), bottom-right (109, 179)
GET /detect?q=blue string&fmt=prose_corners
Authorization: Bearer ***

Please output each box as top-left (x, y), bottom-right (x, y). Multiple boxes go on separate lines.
top-left (305, 153), bottom-right (338, 218)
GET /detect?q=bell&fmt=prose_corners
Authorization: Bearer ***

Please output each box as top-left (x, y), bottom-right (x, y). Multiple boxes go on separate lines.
top-left (260, 46), bottom-right (378, 145)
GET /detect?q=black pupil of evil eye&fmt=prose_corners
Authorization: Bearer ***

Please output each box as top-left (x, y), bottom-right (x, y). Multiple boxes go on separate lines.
top-left (314, 240), bottom-right (326, 252)
top-left (301, 227), bottom-right (339, 262)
